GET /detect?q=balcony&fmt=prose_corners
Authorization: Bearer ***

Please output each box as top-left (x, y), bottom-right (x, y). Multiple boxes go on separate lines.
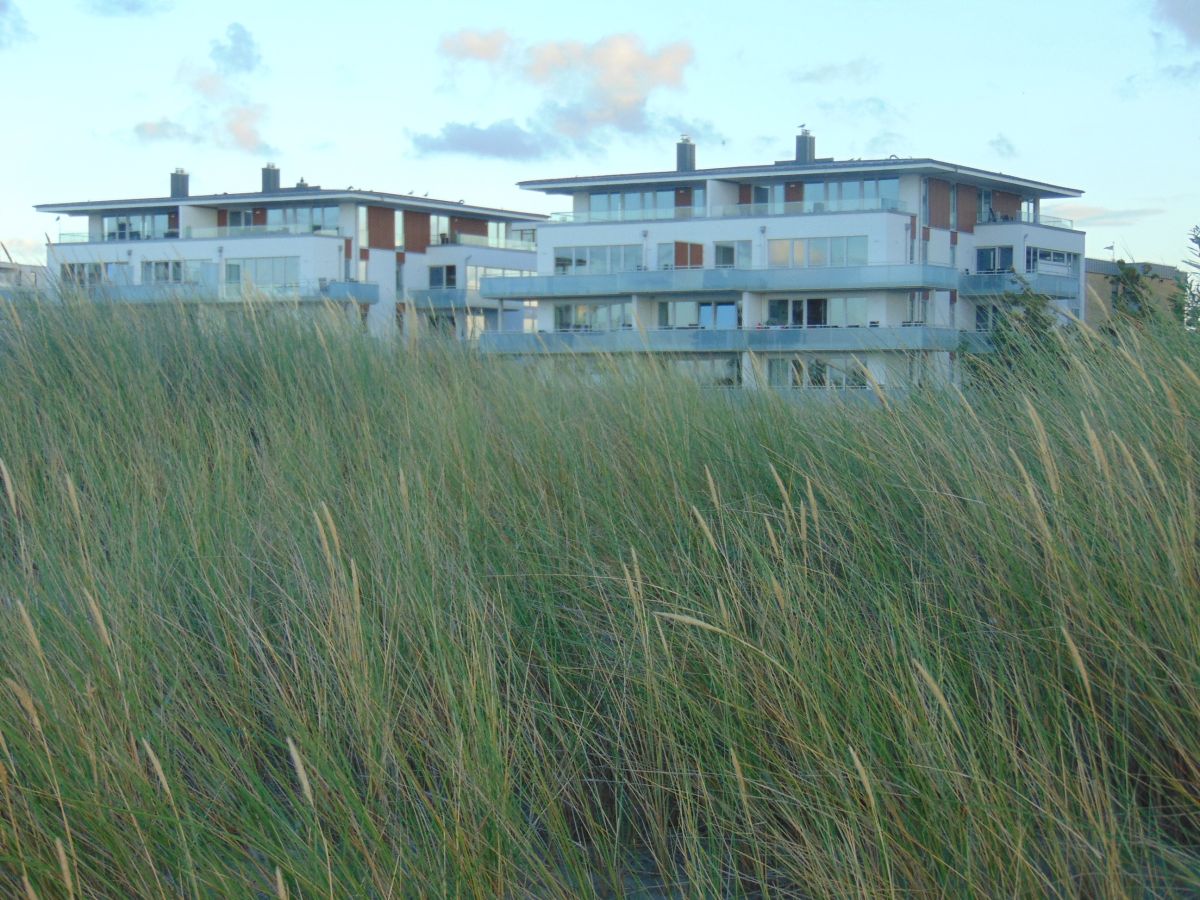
top-left (479, 324), bottom-right (977, 355)
top-left (959, 271), bottom-right (1079, 298)
top-left (976, 210), bottom-right (1074, 229)
top-left (547, 197), bottom-right (908, 225)
top-left (53, 224), bottom-right (344, 245)
top-left (70, 279), bottom-right (378, 305)
top-left (480, 264), bottom-right (960, 300)
top-left (427, 232), bottom-right (536, 252)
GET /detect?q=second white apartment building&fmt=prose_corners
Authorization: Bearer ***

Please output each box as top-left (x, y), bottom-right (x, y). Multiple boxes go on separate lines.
top-left (38, 165), bottom-right (546, 338)
top-left (479, 132), bottom-right (1086, 388)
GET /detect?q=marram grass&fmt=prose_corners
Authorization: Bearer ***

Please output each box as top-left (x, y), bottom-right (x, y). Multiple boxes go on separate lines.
top-left (0, 300), bottom-right (1198, 897)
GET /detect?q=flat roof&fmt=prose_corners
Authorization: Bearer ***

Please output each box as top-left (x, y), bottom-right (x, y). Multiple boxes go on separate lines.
top-left (36, 188), bottom-right (547, 222)
top-left (520, 157), bottom-right (1083, 200)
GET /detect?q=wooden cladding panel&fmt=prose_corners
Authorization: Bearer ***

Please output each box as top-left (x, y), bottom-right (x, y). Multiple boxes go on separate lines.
top-left (675, 187), bottom-right (693, 208)
top-left (344, 238), bottom-right (352, 260)
top-left (359, 248), bottom-right (369, 262)
top-left (217, 209), bottom-right (228, 228)
top-left (404, 212), bottom-right (430, 254)
top-left (957, 186), bottom-right (977, 233)
top-left (928, 179), bottom-right (951, 229)
top-left (738, 184), bottom-right (752, 205)
top-left (784, 182), bottom-right (803, 203)
top-left (450, 216), bottom-right (487, 237)
top-left (251, 208), bottom-right (267, 226)
top-left (993, 191), bottom-right (1021, 219)
top-left (673, 241), bottom-right (703, 268)
top-left (366, 206), bottom-right (394, 250)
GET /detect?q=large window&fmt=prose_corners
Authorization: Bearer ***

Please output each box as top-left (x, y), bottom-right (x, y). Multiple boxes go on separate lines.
top-left (766, 355), bottom-right (867, 388)
top-left (225, 256), bottom-right (300, 287)
top-left (60, 262), bottom-right (103, 285)
top-left (141, 260), bottom-right (205, 284)
top-left (429, 265), bottom-right (457, 288)
top-left (657, 299), bottom-right (739, 329)
top-left (103, 212), bottom-right (173, 241)
top-left (554, 245), bottom-right (643, 276)
top-left (262, 205), bottom-right (340, 234)
top-left (394, 210), bottom-right (405, 249)
top-left (465, 265), bottom-right (535, 289)
top-left (714, 241), bottom-right (752, 268)
top-left (767, 235), bottom-right (867, 268)
top-left (554, 301), bottom-right (633, 331)
top-left (976, 246), bottom-right (1013, 273)
top-left (765, 296), bottom-right (868, 328)
top-left (429, 215), bottom-right (450, 243)
top-left (585, 187), bottom-right (704, 221)
top-left (1025, 247), bottom-right (1077, 274)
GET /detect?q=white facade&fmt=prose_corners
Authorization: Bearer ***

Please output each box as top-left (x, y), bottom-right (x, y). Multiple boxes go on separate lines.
top-left (478, 135), bottom-right (1087, 389)
top-left (39, 166), bottom-right (544, 338)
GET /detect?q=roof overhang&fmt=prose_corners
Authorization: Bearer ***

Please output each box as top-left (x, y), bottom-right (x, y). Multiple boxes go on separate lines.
top-left (36, 190), bottom-right (548, 222)
top-left (520, 159), bottom-right (1082, 200)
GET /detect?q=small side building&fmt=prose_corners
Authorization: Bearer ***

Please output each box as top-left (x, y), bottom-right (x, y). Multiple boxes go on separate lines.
top-left (1084, 258), bottom-right (1186, 326)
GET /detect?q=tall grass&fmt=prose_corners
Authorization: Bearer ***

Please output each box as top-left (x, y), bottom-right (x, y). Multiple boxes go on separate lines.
top-left (0, 299), bottom-right (1197, 897)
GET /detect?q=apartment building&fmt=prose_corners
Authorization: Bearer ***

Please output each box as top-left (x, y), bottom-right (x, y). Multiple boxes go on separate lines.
top-left (478, 132), bottom-right (1086, 388)
top-left (38, 166), bottom-right (546, 337)
top-left (0, 259), bottom-right (49, 299)
top-left (1084, 258), bottom-right (1185, 326)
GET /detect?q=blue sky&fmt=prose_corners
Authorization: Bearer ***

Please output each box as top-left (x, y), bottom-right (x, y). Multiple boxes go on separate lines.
top-left (1, 0), bottom-right (1196, 268)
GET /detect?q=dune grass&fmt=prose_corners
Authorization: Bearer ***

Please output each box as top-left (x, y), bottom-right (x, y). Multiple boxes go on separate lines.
top-left (0, 300), bottom-right (1197, 897)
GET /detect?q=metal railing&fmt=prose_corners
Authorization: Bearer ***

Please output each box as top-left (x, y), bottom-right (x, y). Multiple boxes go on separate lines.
top-left (429, 232), bottom-right (537, 252)
top-left (54, 224), bottom-right (344, 244)
top-left (548, 197), bottom-right (907, 224)
top-left (976, 210), bottom-right (1074, 229)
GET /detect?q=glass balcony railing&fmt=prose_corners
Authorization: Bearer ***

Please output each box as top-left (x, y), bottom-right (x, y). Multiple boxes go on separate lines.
top-left (428, 232), bottom-right (537, 252)
top-left (54, 224), bottom-right (344, 244)
top-left (976, 209), bottom-right (1074, 229)
top-left (548, 197), bottom-right (906, 224)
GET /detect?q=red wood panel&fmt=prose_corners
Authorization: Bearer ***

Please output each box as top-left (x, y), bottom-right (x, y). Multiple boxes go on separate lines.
top-left (689, 243), bottom-right (703, 267)
top-left (674, 241), bottom-right (688, 268)
top-left (738, 184), bottom-right (752, 205)
top-left (359, 248), bottom-right (369, 261)
top-left (957, 186), bottom-right (977, 233)
top-left (674, 187), bottom-right (693, 207)
top-left (928, 179), bottom-right (950, 229)
top-left (395, 251), bottom-right (405, 265)
top-left (950, 231), bottom-right (958, 246)
top-left (450, 216), bottom-right (487, 237)
top-left (993, 191), bottom-right (1021, 220)
top-left (344, 238), bottom-right (352, 260)
top-left (217, 209), bottom-right (228, 227)
top-left (784, 182), bottom-right (803, 203)
top-left (404, 212), bottom-right (430, 254)
top-left (252, 208), bottom-right (267, 226)
top-left (366, 206), bottom-right (394, 249)
top-left (922, 226), bottom-right (930, 241)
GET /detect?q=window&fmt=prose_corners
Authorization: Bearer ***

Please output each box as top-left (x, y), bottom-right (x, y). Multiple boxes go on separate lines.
top-left (764, 296), bottom-right (866, 328)
top-left (141, 260), bottom-right (205, 284)
top-left (103, 212), bottom-right (172, 241)
top-left (977, 190), bottom-right (994, 223)
top-left (657, 299), bottom-right (738, 329)
top-left (225, 257), bottom-right (300, 288)
top-left (395, 210), bottom-right (405, 249)
top-left (657, 243), bottom-right (675, 270)
top-left (975, 246), bottom-right (1013, 273)
top-left (553, 245), bottom-right (643, 275)
top-left (950, 184), bottom-right (958, 230)
top-left (430, 215), bottom-right (450, 244)
top-left (768, 235), bottom-right (867, 267)
top-left (714, 241), bottom-right (752, 268)
top-left (61, 263), bottom-right (103, 285)
top-left (554, 301), bottom-right (633, 331)
top-left (907, 291), bottom-right (928, 324)
top-left (357, 206), bottom-right (368, 246)
top-left (429, 265), bottom-right (457, 288)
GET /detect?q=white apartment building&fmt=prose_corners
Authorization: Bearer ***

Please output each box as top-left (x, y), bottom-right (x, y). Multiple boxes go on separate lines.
top-left (0, 260), bottom-right (49, 299)
top-left (478, 132), bottom-right (1086, 388)
top-left (38, 166), bottom-right (546, 338)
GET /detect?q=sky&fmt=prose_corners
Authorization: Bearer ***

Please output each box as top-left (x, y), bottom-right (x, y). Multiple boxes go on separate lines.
top-left (0, 0), bottom-right (1196, 268)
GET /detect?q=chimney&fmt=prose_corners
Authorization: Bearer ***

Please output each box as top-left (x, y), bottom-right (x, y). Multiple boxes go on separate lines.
top-left (170, 168), bottom-right (189, 198)
top-left (262, 163), bottom-right (280, 193)
top-left (795, 129), bottom-right (816, 164)
top-left (676, 135), bottom-right (696, 172)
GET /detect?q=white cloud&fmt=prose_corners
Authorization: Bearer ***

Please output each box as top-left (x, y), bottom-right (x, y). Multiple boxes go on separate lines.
top-left (0, 0), bottom-right (29, 49)
top-left (413, 30), bottom-right (696, 158)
